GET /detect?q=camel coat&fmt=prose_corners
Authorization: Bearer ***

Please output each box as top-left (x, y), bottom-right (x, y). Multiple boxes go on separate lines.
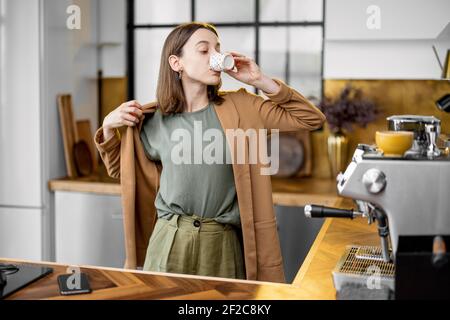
top-left (94, 78), bottom-right (326, 283)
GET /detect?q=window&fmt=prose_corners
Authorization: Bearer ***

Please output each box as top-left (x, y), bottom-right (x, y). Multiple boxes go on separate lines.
top-left (128, 0), bottom-right (324, 102)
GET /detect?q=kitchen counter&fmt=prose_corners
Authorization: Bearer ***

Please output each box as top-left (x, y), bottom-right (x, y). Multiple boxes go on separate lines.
top-left (270, 176), bottom-right (341, 207)
top-left (1, 197), bottom-right (381, 300)
top-left (292, 197), bottom-right (380, 299)
top-left (49, 166), bottom-right (341, 207)
top-left (0, 257), bottom-right (318, 300)
top-left (48, 165), bottom-right (121, 195)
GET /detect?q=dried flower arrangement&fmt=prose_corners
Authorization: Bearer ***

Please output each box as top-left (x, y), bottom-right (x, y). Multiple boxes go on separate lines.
top-left (319, 84), bottom-right (379, 133)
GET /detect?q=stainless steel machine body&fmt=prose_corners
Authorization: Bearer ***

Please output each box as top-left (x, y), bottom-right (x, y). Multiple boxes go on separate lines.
top-left (336, 146), bottom-right (450, 258)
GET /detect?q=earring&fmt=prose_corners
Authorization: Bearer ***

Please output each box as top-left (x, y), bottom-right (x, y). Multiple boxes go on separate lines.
top-left (178, 70), bottom-right (183, 80)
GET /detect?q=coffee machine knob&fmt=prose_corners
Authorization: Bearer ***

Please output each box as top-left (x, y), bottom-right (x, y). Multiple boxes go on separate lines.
top-left (362, 168), bottom-right (386, 194)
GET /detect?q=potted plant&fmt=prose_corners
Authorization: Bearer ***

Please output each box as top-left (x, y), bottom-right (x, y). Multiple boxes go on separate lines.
top-left (319, 84), bottom-right (379, 178)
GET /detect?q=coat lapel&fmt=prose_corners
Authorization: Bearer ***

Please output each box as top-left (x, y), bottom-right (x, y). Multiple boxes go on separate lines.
top-left (214, 95), bottom-right (258, 281)
top-left (121, 102), bottom-right (159, 268)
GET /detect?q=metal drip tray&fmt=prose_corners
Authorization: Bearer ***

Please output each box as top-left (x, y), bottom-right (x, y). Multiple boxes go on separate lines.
top-left (354, 246), bottom-right (392, 262)
top-left (332, 246), bottom-right (395, 292)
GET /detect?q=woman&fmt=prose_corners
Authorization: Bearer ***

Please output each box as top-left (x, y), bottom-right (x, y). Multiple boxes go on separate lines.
top-left (95, 22), bottom-right (326, 282)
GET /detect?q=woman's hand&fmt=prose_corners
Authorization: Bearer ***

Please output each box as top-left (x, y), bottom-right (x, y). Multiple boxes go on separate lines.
top-left (224, 51), bottom-right (262, 86)
top-left (224, 51), bottom-right (281, 95)
top-left (102, 100), bottom-right (144, 139)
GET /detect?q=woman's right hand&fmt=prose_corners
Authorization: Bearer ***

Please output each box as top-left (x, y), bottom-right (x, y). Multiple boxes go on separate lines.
top-left (103, 100), bottom-right (144, 139)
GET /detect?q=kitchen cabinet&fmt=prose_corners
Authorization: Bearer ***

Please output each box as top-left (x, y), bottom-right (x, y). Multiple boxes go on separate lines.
top-left (0, 0), bottom-right (50, 262)
top-left (324, 40), bottom-right (448, 79)
top-left (324, 0), bottom-right (450, 79)
top-left (0, 0), bottom-right (101, 263)
top-left (0, 0), bottom-right (42, 207)
top-left (326, 0), bottom-right (449, 40)
top-left (54, 191), bottom-right (125, 268)
top-left (275, 205), bottom-right (324, 284)
top-left (0, 208), bottom-right (43, 261)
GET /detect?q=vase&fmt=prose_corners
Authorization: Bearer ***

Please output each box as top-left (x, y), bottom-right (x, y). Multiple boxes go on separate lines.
top-left (327, 130), bottom-right (349, 179)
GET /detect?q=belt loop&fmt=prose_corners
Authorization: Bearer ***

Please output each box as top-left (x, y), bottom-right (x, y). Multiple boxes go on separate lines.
top-left (169, 213), bottom-right (180, 228)
top-left (175, 213), bottom-right (180, 228)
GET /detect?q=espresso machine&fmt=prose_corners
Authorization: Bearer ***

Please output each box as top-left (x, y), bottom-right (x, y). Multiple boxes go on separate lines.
top-left (304, 114), bottom-right (450, 299)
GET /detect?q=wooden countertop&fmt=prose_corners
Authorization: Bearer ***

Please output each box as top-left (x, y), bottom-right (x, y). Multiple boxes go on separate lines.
top-left (0, 257), bottom-right (319, 300)
top-left (49, 166), bottom-right (340, 207)
top-left (292, 198), bottom-right (380, 299)
top-left (1, 197), bottom-right (380, 300)
top-left (271, 176), bottom-right (340, 207)
top-left (48, 165), bottom-right (121, 196)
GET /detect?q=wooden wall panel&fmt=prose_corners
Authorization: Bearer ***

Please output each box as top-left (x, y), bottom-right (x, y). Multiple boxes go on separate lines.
top-left (100, 77), bottom-right (128, 128)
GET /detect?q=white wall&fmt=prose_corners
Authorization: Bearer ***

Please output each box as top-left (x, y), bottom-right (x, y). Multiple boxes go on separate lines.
top-left (42, 0), bottom-right (99, 183)
top-left (99, 0), bottom-right (126, 77)
top-left (41, 0), bottom-right (100, 261)
top-left (324, 0), bottom-right (450, 79)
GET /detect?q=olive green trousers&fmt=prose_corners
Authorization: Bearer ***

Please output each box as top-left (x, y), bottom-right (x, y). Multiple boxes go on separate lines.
top-left (142, 214), bottom-right (246, 280)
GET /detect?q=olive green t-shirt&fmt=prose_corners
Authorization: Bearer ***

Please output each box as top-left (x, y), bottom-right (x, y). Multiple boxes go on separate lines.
top-left (139, 101), bottom-right (241, 228)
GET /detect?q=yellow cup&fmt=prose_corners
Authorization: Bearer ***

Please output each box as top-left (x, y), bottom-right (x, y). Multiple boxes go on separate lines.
top-left (375, 131), bottom-right (414, 156)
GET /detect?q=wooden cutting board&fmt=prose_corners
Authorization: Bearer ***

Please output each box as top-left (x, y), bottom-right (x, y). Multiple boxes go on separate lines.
top-left (73, 140), bottom-right (93, 176)
top-left (76, 119), bottom-right (98, 174)
top-left (57, 94), bottom-right (79, 178)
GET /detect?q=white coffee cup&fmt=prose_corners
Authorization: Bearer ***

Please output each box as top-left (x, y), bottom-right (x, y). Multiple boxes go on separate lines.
top-left (210, 52), bottom-right (235, 72)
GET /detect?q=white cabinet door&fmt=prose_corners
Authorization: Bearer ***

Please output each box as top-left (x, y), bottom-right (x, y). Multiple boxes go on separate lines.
top-left (0, 0), bottom-right (42, 207)
top-left (324, 40), bottom-right (446, 79)
top-left (324, 0), bottom-right (450, 79)
top-left (0, 207), bottom-right (43, 260)
top-left (55, 191), bottom-right (125, 268)
top-left (326, 0), bottom-right (450, 40)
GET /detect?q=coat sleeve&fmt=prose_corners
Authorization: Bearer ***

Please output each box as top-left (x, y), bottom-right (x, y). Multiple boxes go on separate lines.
top-left (237, 78), bottom-right (326, 132)
top-left (93, 126), bottom-right (121, 179)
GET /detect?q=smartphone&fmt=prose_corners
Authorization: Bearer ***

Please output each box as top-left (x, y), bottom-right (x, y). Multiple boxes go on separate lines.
top-left (57, 272), bottom-right (92, 296)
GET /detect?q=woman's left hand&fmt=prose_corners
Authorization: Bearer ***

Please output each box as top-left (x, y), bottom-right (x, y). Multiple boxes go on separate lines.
top-left (224, 51), bottom-right (262, 87)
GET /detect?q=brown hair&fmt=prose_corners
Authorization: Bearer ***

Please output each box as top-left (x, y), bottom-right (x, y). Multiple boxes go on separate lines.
top-left (156, 22), bottom-right (225, 115)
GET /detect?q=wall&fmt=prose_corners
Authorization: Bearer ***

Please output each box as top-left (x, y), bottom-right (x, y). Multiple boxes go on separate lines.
top-left (97, 0), bottom-right (126, 128)
top-left (42, 0), bottom-right (99, 185)
top-left (98, 0), bottom-right (125, 77)
top-left (41, 0), bottom-right (99, 260)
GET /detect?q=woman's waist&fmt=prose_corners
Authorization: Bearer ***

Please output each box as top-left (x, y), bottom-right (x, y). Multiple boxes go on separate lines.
top-left (155, 194), bottom-right (240, 219)
top-left (159, 212), bottom-right (236, 232)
